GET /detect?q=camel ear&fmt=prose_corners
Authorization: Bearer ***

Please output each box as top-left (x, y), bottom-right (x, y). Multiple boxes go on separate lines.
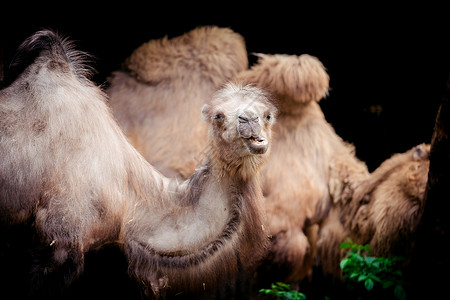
top-left (201, 104), bottom-right (211, 121)
top-left (235, 53), bottom-right (329, 103)
top-left (413, 143), bottom-right (430, 160)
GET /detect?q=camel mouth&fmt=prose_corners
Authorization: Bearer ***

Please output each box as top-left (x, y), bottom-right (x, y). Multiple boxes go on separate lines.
top-left (243, 136), bottom-right (269, 154)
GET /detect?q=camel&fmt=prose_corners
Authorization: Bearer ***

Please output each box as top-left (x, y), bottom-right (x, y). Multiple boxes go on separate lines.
top-left (0, 30), bottom-right (277, 298)
top-left (106, 25), bottom-right (248, 179)
top-left (316, 143), bottom-right (431, 278)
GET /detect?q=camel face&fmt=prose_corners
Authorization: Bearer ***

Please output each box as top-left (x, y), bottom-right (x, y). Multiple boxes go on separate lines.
top-left (202, 84), bottom-right (277, 162)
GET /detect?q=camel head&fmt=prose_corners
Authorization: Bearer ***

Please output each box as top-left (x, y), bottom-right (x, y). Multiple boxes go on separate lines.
top-left (347, 143), bottom-right (430, 258)
top-left (202, 83), bottom-right (277, 180)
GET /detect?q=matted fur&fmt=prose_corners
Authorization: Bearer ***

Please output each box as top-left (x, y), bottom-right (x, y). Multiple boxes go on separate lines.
top-left (0, 30), bottom-right (275, 298)
top-left (106, 26), bottom-right (248, 179)
top-left (238, 53), bottom-right (330, 109)
top-left (316, 143), bottom-right (430, 277)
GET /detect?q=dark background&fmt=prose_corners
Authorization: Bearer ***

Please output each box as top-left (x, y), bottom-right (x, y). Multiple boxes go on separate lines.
top-left (1, 3), bottom-right (448, 171)
top-left (0, 3), bottom-right (449, 299)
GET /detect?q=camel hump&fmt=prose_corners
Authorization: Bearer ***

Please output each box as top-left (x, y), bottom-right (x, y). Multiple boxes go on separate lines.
top-left (236, 53), bottom-right (330, 103)
top-left (1, 29), bottom-right (93, 88)
top-left (123, 25), bottom-right (248, 84)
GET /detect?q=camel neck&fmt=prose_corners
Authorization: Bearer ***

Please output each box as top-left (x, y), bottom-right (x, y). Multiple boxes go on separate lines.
top-left (125, 165), bottom-right (268, 294)
top-left (127, 157), bottom-right (252, 251)
top-left (125, 153), bottom-right (265, 256)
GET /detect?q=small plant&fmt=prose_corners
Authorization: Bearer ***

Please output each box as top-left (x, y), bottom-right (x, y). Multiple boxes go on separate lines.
top-left (339, 238), bottom-right (407, 300)
top-left (259, 282), bottom-right (306, 300)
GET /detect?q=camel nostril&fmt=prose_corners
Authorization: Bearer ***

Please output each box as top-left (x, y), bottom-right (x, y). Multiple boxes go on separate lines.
top-left (239, 112), bottom-right (261, 138)
top-left (239, 116), bottom-right (259, 124)
top-left (239, 116), bottom-right (249, 123)
top-left (239, 122), bottom-right (262, 138)
top-left (239, 110), bottom-right (259, 122)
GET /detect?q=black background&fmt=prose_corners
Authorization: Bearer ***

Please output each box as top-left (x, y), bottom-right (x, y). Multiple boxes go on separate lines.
top-left (1, 3), bottom-right (448, 171)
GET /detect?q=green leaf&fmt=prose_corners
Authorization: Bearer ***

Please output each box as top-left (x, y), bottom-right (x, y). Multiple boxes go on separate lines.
top-left (362, 244), bottom-right (372, 255)
top-left (340, 241), bottom-right (351, 249)
top-left (340, 258), bottom-right (349, 270)
top-left (394, 284), bottom-right (406, 300)
top-left (357, 274), bottom-right (367, 282)
top-left (382, 281), bottom-right (395, 289)
top-left (258, 288), bottom-right (271, 295)
top-left (372, 261), bottom-right (381, 268)
top-left (275, 282), bottom-right (291, 290)
top-left (258, 282), bottom-right (306, 300)
top-left (364, 278), bottom-right (374, 291)
top-left (354, 254), bottom-right (364, 263)
top-left (369, 274), bottom-right (381, 283)
top-left (364, 256), bottom-right (376, 265)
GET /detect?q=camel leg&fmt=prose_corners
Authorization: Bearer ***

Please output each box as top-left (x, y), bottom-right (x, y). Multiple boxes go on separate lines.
top-left (28, 242), bottom-right (84, 298)
top-left (28, 209), bottom-right (86, 298)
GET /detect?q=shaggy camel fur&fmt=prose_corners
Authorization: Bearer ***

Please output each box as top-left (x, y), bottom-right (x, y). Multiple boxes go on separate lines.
top-left (316, 143), bottom-right (430, 278)
top-left (106, 26), bottom-right (248, 179)
top-left (0, 30), bottom-right (277, 298)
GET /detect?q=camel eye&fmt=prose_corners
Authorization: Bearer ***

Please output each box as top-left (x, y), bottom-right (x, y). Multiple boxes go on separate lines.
top-left (265, 114), bottom-right (272, 122)
top-left (213, 113), bottom-right (225, 126)
top-left (214, 113), bottom-right (225, 123)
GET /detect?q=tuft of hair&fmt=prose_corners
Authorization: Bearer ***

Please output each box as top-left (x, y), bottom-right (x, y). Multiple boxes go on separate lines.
top-left (1, 29), bottom-right (95, 88)
top-left (209, 81), bottom-right (276, 110)
top-left (235, 53), bottom-right (329, 104)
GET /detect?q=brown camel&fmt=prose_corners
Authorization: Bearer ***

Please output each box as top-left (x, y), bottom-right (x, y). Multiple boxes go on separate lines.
top-left (106, 25), bottom-right (248, 179)
top-left (316, 143), bottom-right (431, 278)
top-left (0, 30), bottom-right (277, 298)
